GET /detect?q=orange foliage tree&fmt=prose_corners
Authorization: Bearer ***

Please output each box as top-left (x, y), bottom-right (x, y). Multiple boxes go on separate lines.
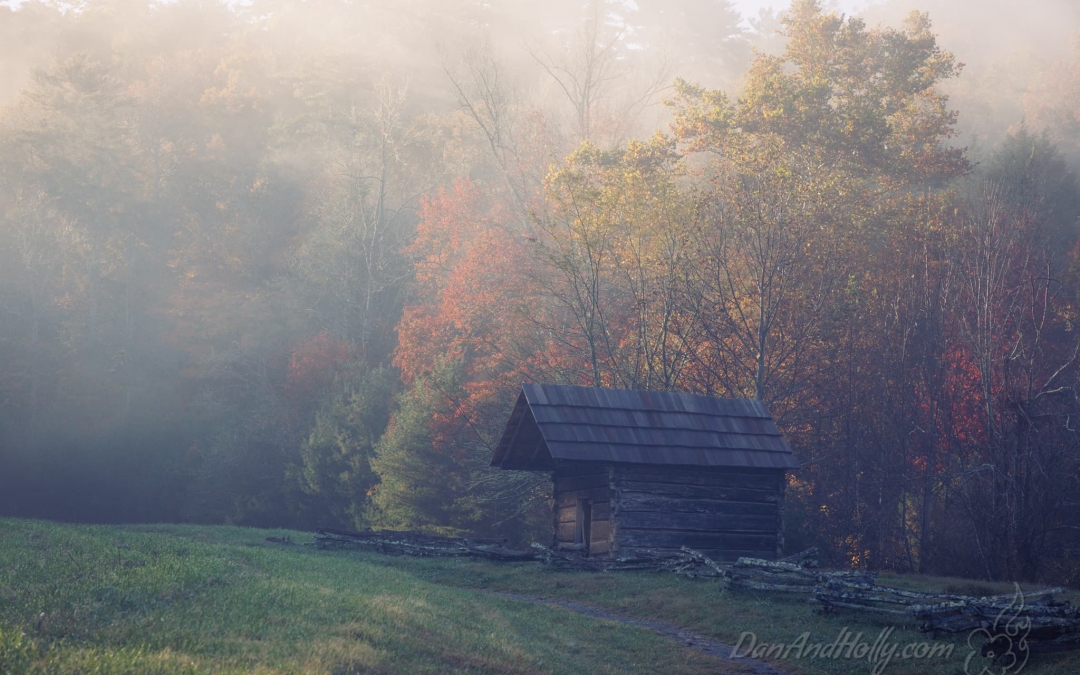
top-left (377, 179), bottom-right (554, 536)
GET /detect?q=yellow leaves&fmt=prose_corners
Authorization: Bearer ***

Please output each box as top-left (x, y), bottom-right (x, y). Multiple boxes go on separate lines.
top-left (667, 77), bottom-right (734, 152)
top-left (667, 0), bottom-right (965, 189)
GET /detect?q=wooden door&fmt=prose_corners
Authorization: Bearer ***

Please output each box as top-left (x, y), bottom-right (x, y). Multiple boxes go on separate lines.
top-left (575, 498), bottom-right (592, 555)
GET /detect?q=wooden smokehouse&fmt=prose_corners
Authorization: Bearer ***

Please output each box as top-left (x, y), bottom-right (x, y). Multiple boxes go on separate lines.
top-left (490, 384), bottom-right (798, 561)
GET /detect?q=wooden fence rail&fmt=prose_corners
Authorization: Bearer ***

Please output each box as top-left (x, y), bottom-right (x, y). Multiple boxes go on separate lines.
top-left (307, 529), bottom-right (1080, 660)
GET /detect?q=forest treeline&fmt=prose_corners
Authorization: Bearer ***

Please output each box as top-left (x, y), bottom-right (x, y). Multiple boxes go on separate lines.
top-left (3, 0), bottom-right (1080, 584)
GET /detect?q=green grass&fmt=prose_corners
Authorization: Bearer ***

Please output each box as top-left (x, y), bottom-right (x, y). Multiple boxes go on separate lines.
top-left (1, 519), bottom-right (1077, 675)
top-left (0, 519), bottom-right (725, 674)
top-left (369, 550), bottom-right (1080, 675)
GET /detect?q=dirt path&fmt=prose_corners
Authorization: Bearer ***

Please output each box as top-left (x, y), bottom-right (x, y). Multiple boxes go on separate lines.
top-left (485, 591), bottom-right (790, 674)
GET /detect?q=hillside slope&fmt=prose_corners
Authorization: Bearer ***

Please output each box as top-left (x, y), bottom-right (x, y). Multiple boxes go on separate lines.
top-left (2, 520), bottom-right (1079, 675)
top-left (0, 520), bottom-right (722, 674)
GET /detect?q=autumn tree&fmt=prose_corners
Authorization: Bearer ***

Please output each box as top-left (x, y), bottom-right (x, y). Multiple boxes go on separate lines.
top-left (664, 0), bottom-right (965, 421)
top-left (661, 0), bottom-right (972, 569)
top-left (381, 179), bottom-right (550, 537)
top-left (534, 135), bottom-right (696, 390)
top-left (938, 132), bottom-right (1080, 580)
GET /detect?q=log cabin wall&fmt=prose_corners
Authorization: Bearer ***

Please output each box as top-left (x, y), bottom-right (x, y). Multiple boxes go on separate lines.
top-left (492, 384), bottom-right (799, 560)
top-left (552, 464), bottom-right (612, 556)
top-left (609, 465), bottom-right (785, 561)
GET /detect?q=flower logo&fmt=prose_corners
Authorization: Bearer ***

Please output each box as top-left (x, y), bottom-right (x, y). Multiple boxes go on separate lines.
top-left (964, 583), bottom-right (1031, 675)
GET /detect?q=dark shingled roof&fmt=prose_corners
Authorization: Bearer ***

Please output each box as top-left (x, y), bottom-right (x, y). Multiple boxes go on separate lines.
top-left (490, 383), bottom-right (799, 470)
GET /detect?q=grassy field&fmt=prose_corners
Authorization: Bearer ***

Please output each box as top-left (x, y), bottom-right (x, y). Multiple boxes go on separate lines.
top-left (0, 519), bottom-right (1077, 675)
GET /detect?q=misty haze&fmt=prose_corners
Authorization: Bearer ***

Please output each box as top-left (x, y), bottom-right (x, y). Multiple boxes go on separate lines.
top-left (3, 0), bottom-right (1080, 673)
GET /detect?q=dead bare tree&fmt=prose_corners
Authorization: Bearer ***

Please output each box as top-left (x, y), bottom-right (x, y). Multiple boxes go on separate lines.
top-left (527, 1), bottom-right (672, 147)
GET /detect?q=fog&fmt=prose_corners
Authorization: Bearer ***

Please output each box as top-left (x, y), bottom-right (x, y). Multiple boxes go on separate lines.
top-left (2, 0), bottom-right (1080, 579)
top-left (3, 0), bottom-right (1077, 150)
